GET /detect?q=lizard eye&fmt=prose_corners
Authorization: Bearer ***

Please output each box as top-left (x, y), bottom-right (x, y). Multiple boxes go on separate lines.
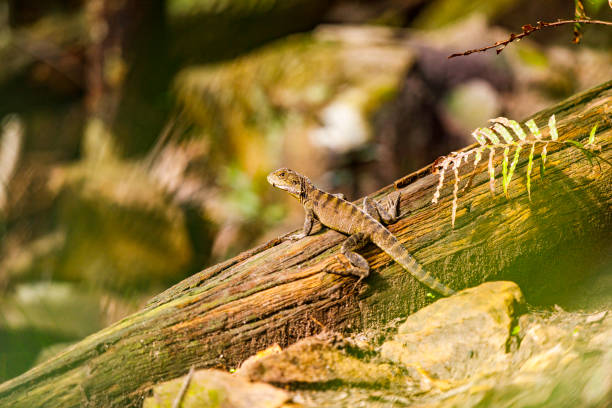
top-left (279, 171), bottom-right (285, 177)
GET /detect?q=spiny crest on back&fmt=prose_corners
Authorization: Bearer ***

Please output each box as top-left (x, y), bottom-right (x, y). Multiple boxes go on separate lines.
top-left (267, 168), bottom-right (313, 199)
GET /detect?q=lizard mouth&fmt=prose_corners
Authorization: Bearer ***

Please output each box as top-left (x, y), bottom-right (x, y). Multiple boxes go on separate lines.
top-left (268, 181), bottom-right (298, 195)
top-left (273, 183), bottom-right (291, 192)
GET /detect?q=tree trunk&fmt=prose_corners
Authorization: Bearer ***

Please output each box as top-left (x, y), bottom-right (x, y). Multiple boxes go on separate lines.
top-left (85, 0), bottom-right (169, 156)
top-left (1, 81), bottom-right (611, 407)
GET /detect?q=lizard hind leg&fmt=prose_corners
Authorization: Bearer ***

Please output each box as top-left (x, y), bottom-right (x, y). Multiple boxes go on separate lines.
top-left (363, 192), bottom-right (400, 224)
top-left (326, 233), bottom-right (371, 290)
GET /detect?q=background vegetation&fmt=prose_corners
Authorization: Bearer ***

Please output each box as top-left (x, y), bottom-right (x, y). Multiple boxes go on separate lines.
top-left (0, 0), bottom-right (610, 383)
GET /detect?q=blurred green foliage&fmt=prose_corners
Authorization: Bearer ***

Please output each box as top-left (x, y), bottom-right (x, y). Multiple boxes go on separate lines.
top-left (0, 0), bottom-right (611, 385)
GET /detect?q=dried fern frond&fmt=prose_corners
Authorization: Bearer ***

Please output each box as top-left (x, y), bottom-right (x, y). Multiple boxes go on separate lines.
top-left (432, 114), bottom-right (605, 227)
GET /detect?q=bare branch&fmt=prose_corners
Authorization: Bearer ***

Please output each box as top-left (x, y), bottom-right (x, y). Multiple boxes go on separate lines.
top-left (448, 19), bottom-right (612, 59)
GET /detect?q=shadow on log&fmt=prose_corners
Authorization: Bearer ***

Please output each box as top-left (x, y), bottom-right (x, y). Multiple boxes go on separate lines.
top-left (1, 81), bottom-right (611, 407)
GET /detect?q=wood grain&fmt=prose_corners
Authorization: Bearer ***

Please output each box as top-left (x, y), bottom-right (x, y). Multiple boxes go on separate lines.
top-left (1, 81), bottom-right (611, 407)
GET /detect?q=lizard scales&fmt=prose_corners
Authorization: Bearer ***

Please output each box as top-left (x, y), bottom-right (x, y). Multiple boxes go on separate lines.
top-left (267, 168), bottom-right (455, 296)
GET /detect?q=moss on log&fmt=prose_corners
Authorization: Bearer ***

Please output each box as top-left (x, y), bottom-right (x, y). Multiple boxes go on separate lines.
top-left (0, 81), bottom-right (611, 407)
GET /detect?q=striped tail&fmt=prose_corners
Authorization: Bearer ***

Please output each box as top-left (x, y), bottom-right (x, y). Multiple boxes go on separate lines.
top-left (372, 228), bottom-right (456, 296)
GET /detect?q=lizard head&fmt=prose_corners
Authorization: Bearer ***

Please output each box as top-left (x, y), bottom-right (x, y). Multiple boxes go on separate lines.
top-left (267, 168), bottom-right (311, 199)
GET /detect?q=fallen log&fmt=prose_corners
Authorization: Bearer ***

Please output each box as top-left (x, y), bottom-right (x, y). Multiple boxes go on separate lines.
top-left (1, 80), bottom-right (611, 407)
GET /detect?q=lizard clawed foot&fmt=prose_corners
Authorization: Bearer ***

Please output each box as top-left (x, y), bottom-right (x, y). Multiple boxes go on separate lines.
top-left (323, 255), bottom-right (369, 294)
top-left (285, 232), bottom-right (306, 241)
top-left (324, 268), bottom-right (367, 294)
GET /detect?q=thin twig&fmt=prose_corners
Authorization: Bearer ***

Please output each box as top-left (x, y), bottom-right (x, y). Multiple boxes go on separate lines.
top-left (172, 366), bottom-right (195, 408)
top-left (449, 19), bottom-right (612, 58)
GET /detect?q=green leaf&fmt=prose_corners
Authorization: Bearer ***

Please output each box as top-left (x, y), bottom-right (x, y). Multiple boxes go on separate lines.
top-left (525, 119), bottom-right (542, 140)
top-left (573, 145), bottom-right (595, 166)
top-left (474, 148), bottom-right (483, 167)
top-left (481, 128), bottom-right (500, 144)
top-left (565, 139), bottom-right (585, 149)
top-left (491, 117), bottom-right (527, 141)
top-left (594, 154), bottom-right (612, 168)
top-left (506, 145), bottom-right (522, 197)
top-left (526, 143), bottom-right (535, 202)
top-left (493, 123), bottom-right (514, 144)
top-left (548, 114), bottom-right (558, 141)
top-left (588, 124), bottom-right (598, 144)
top-left (502, 147), bottom-right (510, 197)
top-left (471, 129), bottom-right (487, 145)
top-left (508, 120), bottom-right (527, 141)
top-left (565, 139), bottom-right (598, 166)
top-left (488, 147), bottom-right (496, 194)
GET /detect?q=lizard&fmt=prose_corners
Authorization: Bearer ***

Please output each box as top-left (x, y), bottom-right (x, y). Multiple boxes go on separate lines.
top-left (267, 168), bottom-right (456, 296)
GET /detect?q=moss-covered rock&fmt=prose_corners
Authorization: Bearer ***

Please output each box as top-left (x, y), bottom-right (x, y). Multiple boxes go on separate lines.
top-left (238, 336), bottom-right (407, 388)
top-left (381, 281), bottom-right (525, 381)
top-left (49, 158), bottom-right (194, 290)
top-left (143, 368), bottom-right (291, 408)
top-left (229, 281), bottom-right (611, 407)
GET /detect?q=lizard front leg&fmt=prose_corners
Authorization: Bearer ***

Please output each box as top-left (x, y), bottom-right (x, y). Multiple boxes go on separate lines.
top-left (362, 192), bottom-right (400, 224)
top-left (326, 232), bottom-right (370, 286)
top-left (287, 208), bottom-right (315, 240)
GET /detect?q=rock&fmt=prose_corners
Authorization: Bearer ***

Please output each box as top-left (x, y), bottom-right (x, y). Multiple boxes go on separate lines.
top-left (143, 369), bottom-right (291, 408)
top-left (511, 315), bottom-right (573, 374)
top-left (237, 335), bottom-right (408, 388)
top-left (48, 159), bottom-right (194, 290)
top-left (381, 281), bottom-right (525, 381)
top-left (431, 309), bottom-right (612, 408)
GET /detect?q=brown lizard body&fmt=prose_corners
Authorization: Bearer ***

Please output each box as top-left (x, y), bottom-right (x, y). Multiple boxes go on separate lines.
top-left (267, 168), bottom-right (455, 296)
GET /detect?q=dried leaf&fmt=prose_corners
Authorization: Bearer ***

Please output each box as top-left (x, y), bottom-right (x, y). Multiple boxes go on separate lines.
top-left (451, 162), bottom-right (460, 228)
top-left (585, 311), bottom-right (607, 324)
top-left (573, 0), bottom-right (587, 43)
top-left (548, 114), bottom-right (558, 141)
top-left (432, 159), bottom-right (449, 204)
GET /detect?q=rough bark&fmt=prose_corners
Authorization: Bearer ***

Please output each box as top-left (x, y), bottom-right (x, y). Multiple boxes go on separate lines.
top-left (0, 81), bottom-right (611, 407)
